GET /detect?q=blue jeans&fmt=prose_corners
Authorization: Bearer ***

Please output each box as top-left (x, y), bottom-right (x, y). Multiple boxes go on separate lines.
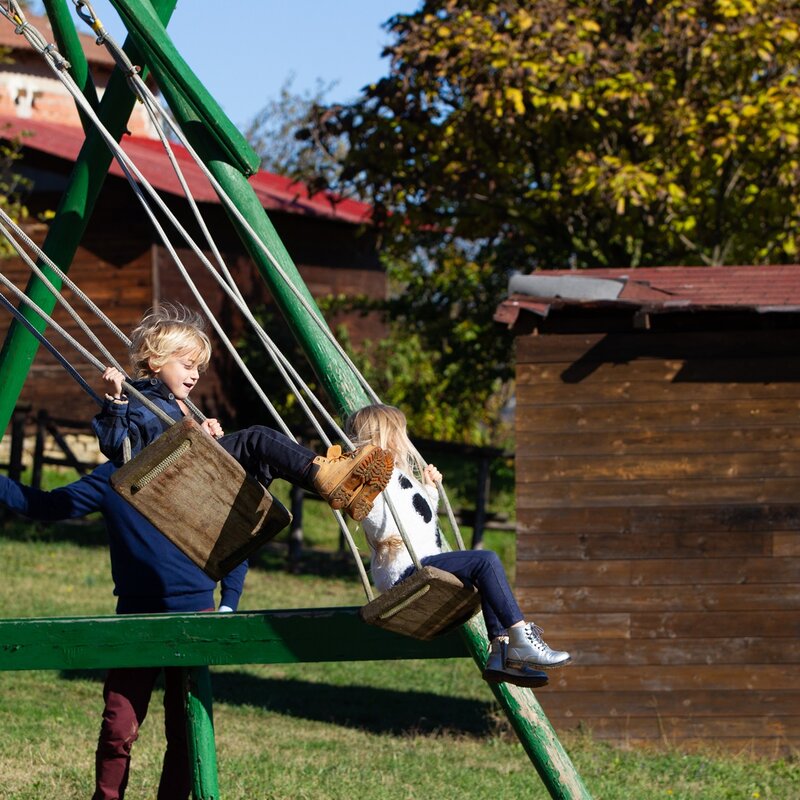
top-left (219, 426), bottom-right (316, 489)
top-left (402, 550), bottom-right (524, 640)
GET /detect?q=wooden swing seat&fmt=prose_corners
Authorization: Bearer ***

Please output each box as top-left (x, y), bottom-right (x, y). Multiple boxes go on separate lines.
top-left (110, 418), bottom-right (291, 581)
top-left (359, 565), bottom-right (481, 640)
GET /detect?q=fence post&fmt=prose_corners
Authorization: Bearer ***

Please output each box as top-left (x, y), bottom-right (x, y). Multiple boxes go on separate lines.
top-left (9, 408), bottom-right (26, 481)
top-left (185, 665), bottom-right (220, 799)
top-left (470, 456), bottom-right (491, 549)
top-left (32, 410), bottom-right (47, 490)
top-left (289, 483), bottom-right (305, 570)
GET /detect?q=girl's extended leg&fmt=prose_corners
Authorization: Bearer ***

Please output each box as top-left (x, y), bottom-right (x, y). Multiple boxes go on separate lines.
top-left (418, 549), bottom-right (570, 672)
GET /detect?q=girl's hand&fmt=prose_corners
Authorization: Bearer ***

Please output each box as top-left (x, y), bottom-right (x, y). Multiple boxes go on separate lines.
top-left (201, 418), bottom-right (224, 439)
top-left (101, 367), bottom-right (125, 399)
top-left (423, 463), bottom-right (442, 485)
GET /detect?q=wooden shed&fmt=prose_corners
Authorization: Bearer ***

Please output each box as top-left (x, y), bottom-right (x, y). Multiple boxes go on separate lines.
top-left (495, 266), bottom-right (800, 754)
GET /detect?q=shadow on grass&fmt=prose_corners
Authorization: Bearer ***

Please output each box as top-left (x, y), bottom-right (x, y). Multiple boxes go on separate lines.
top-left (59, 669), bottom-right (497, 737)
top-left (249, 541), bottom-right (364, 579)
top-left (0, 515), bottom-right (108, 548)
top-left (0, 514), bottom-right (363, 579)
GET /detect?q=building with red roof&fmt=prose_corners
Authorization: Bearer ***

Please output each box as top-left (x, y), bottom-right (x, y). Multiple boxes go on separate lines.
top-left (0, 14), bottom-right (382, 429)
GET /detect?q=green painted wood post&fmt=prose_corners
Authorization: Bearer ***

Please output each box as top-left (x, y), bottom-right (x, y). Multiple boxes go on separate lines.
top-left (0, 0), bottom-right (179, 440)
top-left (460, 618), bottom-right (591, 799)
top-left (185, 666), bottom-right (220, 800)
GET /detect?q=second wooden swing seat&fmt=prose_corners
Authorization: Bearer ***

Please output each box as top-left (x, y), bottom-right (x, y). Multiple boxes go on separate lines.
top-left (360, 565), bottom-right (482, 641)
top-left (111, 418), bottom-right (291, 581)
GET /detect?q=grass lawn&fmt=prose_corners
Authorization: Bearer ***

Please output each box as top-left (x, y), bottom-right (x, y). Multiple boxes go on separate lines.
top-left (0, 472), bottom-right (797, 799)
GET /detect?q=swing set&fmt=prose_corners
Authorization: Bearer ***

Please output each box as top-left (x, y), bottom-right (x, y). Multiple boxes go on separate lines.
top-left (0, 2), bottom-right (592, 798)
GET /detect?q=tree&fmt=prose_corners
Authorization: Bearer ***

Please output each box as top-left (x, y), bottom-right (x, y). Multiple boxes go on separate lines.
top-left (279, 0), bottom-right (800, 443)
top-left (244, 76), bottom-right (345, 187)
top-left (303, 0), bottom-right (800, 268)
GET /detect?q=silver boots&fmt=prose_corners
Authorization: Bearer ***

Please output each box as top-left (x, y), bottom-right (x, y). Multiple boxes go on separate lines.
top-left (505, 623), bottom-right (571, 670)
top-left (482, 636), bottom-right (549, 688)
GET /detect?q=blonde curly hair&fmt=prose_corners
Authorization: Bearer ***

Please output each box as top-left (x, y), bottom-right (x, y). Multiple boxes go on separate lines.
top-left (129, 303), bottom-right (212, 378)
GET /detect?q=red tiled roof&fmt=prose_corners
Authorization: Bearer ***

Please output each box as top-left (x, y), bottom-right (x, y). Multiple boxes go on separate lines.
top-left (0, 115), bottom-right (372, 224)
top-left (495, 265), bottom-right (800, 328)
top-left (0, 12), bottom-right (116, 68)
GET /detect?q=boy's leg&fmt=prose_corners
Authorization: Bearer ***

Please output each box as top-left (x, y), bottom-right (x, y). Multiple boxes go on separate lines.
top-left (217, 426), bottom-right (314, 487)
top-left (218, 426), bottom-right (393, 521)
top-left (92, 667), bottom-right (161, 800)
top-left (157, 667), bottom-right (192, 800)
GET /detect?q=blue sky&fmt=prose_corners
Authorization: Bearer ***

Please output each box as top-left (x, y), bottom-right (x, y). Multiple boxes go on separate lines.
top-left (33, 1), bottom-right (422, 128)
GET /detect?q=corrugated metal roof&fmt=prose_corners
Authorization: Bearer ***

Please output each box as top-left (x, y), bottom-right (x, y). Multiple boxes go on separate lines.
top-left (1, 115), bottom-right (372, 224)
top-left (495, 265), bottom-right (800, 327)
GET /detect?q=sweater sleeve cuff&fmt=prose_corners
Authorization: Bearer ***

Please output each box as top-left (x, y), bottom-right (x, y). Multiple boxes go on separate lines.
top-left (101, 397), bottom-right (129, 416)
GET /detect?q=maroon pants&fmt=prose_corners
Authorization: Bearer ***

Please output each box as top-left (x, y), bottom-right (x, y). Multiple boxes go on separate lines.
top-left (91, 667), bottom-right (191, 800)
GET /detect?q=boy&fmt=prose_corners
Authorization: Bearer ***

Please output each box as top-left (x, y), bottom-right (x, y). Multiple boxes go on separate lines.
top-left (0, 465), bottom-right (243, 800)
top-left (93, 304), bottom-right (393, 522)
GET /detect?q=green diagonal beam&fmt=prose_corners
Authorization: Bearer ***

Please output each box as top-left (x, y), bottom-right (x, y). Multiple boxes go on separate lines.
top-left (0, 0), bottom-right (179, 440)
top-left (107, 0), bottom-right (259, 176)
top-left (103, 0), bottom-right (370, 414)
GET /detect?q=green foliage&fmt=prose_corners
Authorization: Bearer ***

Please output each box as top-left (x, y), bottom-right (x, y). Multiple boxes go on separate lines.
top-left (341, 245), bottom-right (515, 444)
top-left (271, 0), bottom-right (800, 446)
top-left (305, 0), bottom-right (800, 268)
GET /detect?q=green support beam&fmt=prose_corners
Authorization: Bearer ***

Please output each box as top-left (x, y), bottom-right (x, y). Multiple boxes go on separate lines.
top-left (0, 607), bottom-right (466, 671)
top-left (186, 666), bottom-right (220, 800)
top-left (0, 0), bottom-right (179, 441)
top-left (107, 0), bottom-right (259, 176)
top-left (105, 0), bottom-right (370, 413)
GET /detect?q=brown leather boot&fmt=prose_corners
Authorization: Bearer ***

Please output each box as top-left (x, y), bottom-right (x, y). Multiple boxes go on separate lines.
top-left (310, 444), bottom-right (394, 521)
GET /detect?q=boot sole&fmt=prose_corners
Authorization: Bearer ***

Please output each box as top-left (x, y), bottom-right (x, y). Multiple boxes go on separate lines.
top-left (327, 449), bottom-right (394, 520)
top-left (482, 668), bottom-right (549, 689)
top-left (505, 656), bottom-right (572, 671)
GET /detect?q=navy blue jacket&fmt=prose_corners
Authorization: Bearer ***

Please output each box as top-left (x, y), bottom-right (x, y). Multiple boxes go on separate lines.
top-left (92, 377), bottom-right (181, 466)
top-left (0, 462), bottom-right (247, 614)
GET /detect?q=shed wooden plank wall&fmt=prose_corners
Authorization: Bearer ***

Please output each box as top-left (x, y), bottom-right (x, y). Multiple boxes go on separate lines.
top-left (514, 329), bottom-right (800, 753)
top-left (1, 210), bottom-right (386, 431)
top-left (0, 225), bottom-right (149, 422)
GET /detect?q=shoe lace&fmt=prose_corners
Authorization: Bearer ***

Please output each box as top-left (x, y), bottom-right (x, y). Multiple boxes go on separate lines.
top-left (525, 623), bottom-right (546, 646)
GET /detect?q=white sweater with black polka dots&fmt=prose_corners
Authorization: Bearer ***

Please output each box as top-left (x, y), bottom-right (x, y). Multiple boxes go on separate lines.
top-left (361, 467), bottom-right (443, 592)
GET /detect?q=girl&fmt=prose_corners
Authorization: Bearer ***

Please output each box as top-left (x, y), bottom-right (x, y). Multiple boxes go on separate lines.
top-left (346, 404), bottom-right (571, 688)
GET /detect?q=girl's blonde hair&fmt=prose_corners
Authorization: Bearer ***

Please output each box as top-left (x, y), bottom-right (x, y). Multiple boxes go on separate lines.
top-left (129, 303), bottom-right (212, 378)
top-left (345, 404), bottom-right (426, 479)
